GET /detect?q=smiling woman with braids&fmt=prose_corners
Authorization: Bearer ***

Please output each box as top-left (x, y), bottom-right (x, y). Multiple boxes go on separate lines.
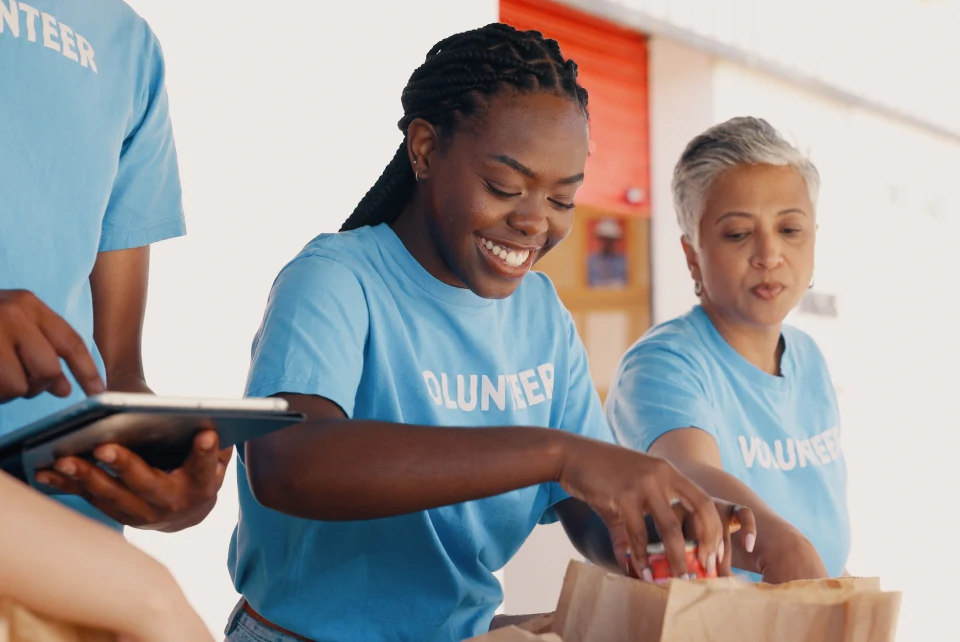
top-left (224, 24), bottom-right (755, 642)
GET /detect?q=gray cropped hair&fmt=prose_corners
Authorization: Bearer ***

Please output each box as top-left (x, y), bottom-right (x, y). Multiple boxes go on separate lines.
top-left (672, 117), bottom-right (820, 247)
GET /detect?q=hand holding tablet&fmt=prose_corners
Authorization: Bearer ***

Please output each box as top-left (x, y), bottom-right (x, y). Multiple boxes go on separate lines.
top-left (0, 393), bottom-right (305, 530)
top-left (37, 426), bottom-right (233, 530)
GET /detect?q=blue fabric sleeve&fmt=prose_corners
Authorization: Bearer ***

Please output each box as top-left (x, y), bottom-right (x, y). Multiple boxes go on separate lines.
top-left (541, 307), bottom-right (617, 524)
top-left (245, 254), bottom-right (369, 418)
top-left (99, 30), bottom-right (185, 252)
top-left (605, 342), bottom-right (718, 453)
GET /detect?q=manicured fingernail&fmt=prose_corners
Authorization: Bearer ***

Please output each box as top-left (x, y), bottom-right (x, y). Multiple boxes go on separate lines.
top-left (707, 554), bottom-right (717, 576)
top-left (718, 541), bottom-right (725, 563)
top-left (36, 473), bottom-right (57, 486)
top-left (198, 432), bottom-right (216, 450)
top-left (55, 461), bottom-right (76, 477)
top-left (641, 568), bottom-right (653, 583)
top-left (97, 448), bottom-right (116, 463)
top-left (745, 533), bottom-right (756, 554)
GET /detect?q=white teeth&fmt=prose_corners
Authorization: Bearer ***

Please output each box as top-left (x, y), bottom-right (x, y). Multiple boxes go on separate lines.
top-left (480, 237), bottom-right (532, 268)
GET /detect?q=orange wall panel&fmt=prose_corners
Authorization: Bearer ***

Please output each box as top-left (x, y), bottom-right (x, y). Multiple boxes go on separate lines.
top-left (500, 0), bottom-right (651, 217)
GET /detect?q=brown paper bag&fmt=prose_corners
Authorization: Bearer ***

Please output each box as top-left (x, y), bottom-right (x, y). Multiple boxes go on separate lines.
top-left (551, 561), bottom-right (901, 642)
top-left (0, 600), bottom-right (115, 642)
top-left (660, 576), bottom-right (901, 642)
top-left (464, 624), bottom-right (563, 642)
top-left (552, 561), bottom-right (668, 642)
top-left (464, 611), bottom-right (562, 641)
top-left (515, 613), bottom-right (555, 635)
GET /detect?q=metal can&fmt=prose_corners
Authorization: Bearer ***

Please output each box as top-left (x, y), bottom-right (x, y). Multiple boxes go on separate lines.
top-left (646, 541), bottom-right (714, 583)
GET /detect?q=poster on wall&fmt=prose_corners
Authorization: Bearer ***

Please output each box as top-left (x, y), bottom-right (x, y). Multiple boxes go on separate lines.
top-left (586, 217), bottom-right (629, 289)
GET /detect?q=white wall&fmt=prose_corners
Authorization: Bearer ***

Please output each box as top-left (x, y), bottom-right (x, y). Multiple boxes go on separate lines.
top-left (121, 0), bottom-right (498, 635)
top-left (647, 36), bottom-right (715, 324)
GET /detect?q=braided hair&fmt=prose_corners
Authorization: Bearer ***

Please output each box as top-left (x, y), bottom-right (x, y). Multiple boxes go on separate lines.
top-left (339, 23), bottom-right (589, 232)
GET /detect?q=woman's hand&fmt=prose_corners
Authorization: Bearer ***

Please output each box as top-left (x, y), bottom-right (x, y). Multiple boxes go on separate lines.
top-left (754, 523), bottom-right (827, 584)
top-left (558, 439), bottom-right (756, 581)
top-left (710, 498), bottom-right (755, 577)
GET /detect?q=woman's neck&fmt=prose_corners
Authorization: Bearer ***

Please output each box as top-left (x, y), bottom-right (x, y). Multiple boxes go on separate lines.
top-left (700, 300), bottom-right (785, 376)
top-left (390, 198), bottom-right (464, 288)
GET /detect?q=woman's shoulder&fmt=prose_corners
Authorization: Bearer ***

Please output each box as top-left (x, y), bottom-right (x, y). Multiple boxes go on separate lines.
top-left (278, 226), bottom-right (384, 281)
top-left (616, 310), bottom-right (713, 381)
top-left (262, 228), bottom-right (385, 309)
top-left (781, 324), bottom-right (834, 389)
top-left (781, 324), bottom-right (828, 362)
top-left (630, 309), bottom-right (709, 358)
top-left (297, 226), bottom-right (377, 261)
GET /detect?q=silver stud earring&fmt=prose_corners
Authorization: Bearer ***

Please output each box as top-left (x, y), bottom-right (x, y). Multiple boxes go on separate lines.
top-left (413, 159), bottom-right (421, 182)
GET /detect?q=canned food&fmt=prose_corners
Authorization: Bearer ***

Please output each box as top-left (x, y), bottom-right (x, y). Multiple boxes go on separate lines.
top-left (646, 541), bottom-right (714, 583)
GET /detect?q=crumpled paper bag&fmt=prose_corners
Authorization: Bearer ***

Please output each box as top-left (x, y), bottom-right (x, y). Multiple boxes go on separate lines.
top-left (551, 561), bottom-right (901, 642)
top-left (465, 627), bottom-right (563, 642)
top-left (659, 575), bottom-right (900, 642)
top-left (466, 612), bottom-right (562, 641)
top-left (0, 600), bottom-right (114, 642)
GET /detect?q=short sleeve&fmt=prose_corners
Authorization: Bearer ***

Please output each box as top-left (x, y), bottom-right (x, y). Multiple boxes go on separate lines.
top-left (541, 308), bottom-right (616, 524)
top-left (605, 342), bottom-right (718, 453)
top-left (99, 30), bottom-right (185, 252)
top-left (245, 255), bottom-right (369, 418)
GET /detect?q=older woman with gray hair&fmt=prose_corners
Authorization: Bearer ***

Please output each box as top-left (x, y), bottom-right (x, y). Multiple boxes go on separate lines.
top-left (605, 117), bottom-right (847, 583)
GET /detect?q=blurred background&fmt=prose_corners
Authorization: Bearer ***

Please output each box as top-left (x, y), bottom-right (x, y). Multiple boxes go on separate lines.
top-left (121, 1), bottom-right (959, 640)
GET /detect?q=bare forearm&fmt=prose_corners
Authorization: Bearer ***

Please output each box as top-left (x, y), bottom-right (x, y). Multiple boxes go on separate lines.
top-left (105, 373), bottom-right (151, 395)
top-left (246, 419), bottom-right (575, 520)
top-left (0, 472), bottom-right (188, 636)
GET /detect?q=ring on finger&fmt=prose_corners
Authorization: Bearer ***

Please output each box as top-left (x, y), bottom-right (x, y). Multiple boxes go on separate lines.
top-left (727, 504), bottom-right (743, 532)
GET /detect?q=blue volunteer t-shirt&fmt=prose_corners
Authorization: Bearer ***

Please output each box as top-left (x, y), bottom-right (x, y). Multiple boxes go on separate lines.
top-left (0, 0), bottom-right (184, 525)
top-left (230, 223), bottom-right (613, 642)
top-left (605, 305), bottom-right (849, 580)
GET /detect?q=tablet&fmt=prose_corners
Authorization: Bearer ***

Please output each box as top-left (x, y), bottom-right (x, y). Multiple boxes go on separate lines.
top-left (0, 392), bottom-right (305, 491)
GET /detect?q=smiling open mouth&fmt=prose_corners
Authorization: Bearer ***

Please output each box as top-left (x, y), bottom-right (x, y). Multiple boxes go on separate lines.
top-left (475, 235), bottom-right (538, 278)
top-left (478, 236), bottom-right (531, 267)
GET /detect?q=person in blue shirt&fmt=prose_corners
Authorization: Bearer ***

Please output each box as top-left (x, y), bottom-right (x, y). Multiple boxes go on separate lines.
top-left (227, 24), bottom-right (755, 642)
top-left (0, 0), bottom-right (230, 532)
top-left (606, 117), bottom-right (849, 585)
